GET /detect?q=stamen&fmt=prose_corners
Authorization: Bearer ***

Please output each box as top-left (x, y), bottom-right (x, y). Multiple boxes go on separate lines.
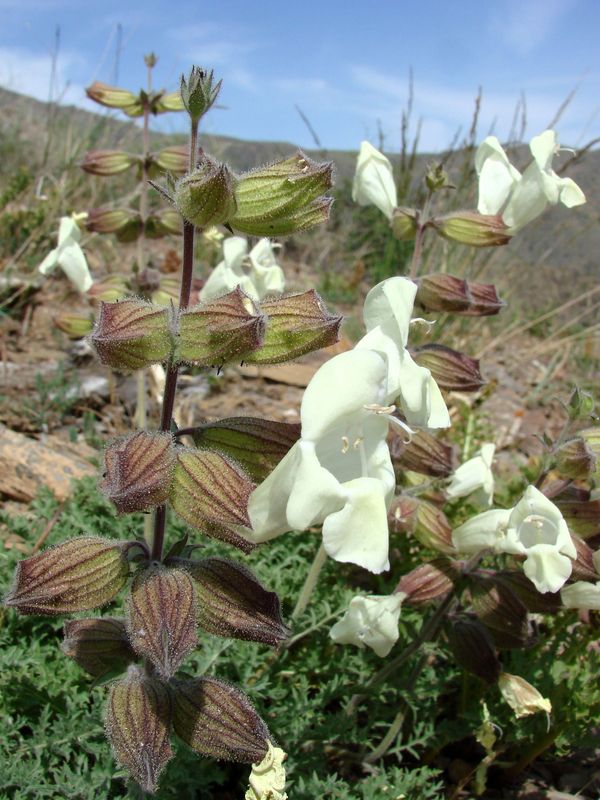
top-left (363, 402), bottom-right (415, 443)
top-left (341, 435), bottom-right (349, 454)
top-left (352, 436), bottom-right (364, 449)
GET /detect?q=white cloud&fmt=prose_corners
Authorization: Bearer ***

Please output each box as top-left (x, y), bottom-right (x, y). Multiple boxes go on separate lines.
top-left (491, 0), bottom-right (579, 55)
top-left (0, 45), bottom-right (86, 106)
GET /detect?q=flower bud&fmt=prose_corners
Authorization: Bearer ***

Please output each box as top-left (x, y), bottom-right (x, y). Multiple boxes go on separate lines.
top-left (62, 617), bottom-right (136, 677)
top-left (86, 207), bottom-right (143, 242)
top-left (101, 431), bottom-right (176, 513)
top-left (397, 558), bottom-right (459, 604)
top-left (498, 672), bottom-right (551, 718)
top-left (433, 211), bottom-right (511, 247)
top-left (153, 89), bottom-right (186, 114)
top-left (495, 571), bottom-right (562, 614)
top-left (174, 155), bottom-right (238, 228)
top-left (85, 81), bottom-right (142, 116)
top-left (5, 537), bottom-right (129, 615)
top-left (92, 298), bottom-right (173, 372)
top-left (169, 448), bottom-right (255, 552)
top-left (447, 617), bottom-right (501, 683)
top-left (391, 206), bottom-right (418, 240)
top-left (567, 387), bottom-right (595, 420)
top-left (127, 567), bottom-right (197, 679)
top-left (387, 494), bottom-right (419, 533)
top-left (55, 311), bottom-right (94, 338)
top-left (153, 144), bottom-right (189, 175)
top-left (245, 290), bottom-right (342, 365)
top-left (470, 576), bottom-right (533, 649)
top-left (569, 533), bottom-right (599, 582)
top-left (105, 668), bottom-right (173, 793)
top-left (580, 427), bottom-right (600, 478)
top-left (413, 500), bottom-right (455, 554)
top-left (425, 161), bottom-right (453, 193)
top-left (390, 429), bottom-right (454, 477)
top-left (181, 557), bottom-right (289, 646)
top-left (87, 275), bottom-right (130, 303)
top-left (415, 273), bottom-right (504, 316)
top-left (145, 209), bottom-right (182, 238)
top-left (81, 149), bottom-right (137, 176)
top-left (171, 676), bottom-right (269, 763)
top-left (412, 344), bottom-right (484, 392)
top-left (191, 416), bottom-right (300, 483)
top-left (180, 66), bottom-right (222, 121)
top-left (555, 437), bottom-right (597, 480)
top-left (176, 288), bottom-right (265, 367)
top-left (152, 276), bottom-right (182, 306)
top-left (231, 152), bottom-right (333, 237)
top-left (554, 497), bottom-right (600, 539)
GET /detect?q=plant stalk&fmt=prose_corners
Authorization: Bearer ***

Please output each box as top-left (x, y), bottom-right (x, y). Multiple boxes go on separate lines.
top-left (150, 117), bottom-right (199, 562)
top-left (291, 541), bottom-right (327, 620)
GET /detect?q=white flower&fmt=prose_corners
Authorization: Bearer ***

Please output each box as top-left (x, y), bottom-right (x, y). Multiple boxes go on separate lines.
top-left (246, 276), bottom-right (450, 574)
top-left (561, 550), bottom-right (600, 609)
top-left (475, 137), bottom-right (521, 217)
top-left (39, 216), bottom-right (93, 293)
top-left (476, 130), bottom-right (585, 232)
top-left (330, 593), bottom-right (405, 657)
top-left (352, 141), bottom-right (398, 220)
top-left (356, 277), bottom-right (451, 430)
top-left (498, 672), bottom-right (551, 719)
top-left (561, 580), bottom-right (600, 610)
top-left (447, 443), bottom-right (495, 506)
top-left (200, 236), bottom-right (284, 302)
top-left (453, 485), bottom-right (576, 593)
top-left (245, 741), bottom-right (287, 800)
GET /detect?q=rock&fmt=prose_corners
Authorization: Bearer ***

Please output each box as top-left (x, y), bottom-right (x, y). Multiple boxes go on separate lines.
top-left (0, 424), bottom-right (96, 502)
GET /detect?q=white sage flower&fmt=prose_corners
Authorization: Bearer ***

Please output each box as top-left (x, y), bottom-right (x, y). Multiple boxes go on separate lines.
top-left (498, 672), bottom-right (551, 719)
top-left (200, 236), bottom-right (284, 302)
top-left (245, 741), bottom-right (287, 800)
top-left (39, 215), bottom-right (93, 293)
top-left (330, 593), bottom-right (405, 657)
top-left (476, 130), bottom-right (585, 232)
top-left (352, 141), bottom-right (398, 220)
top-left (561, 550), bottom-right (600, 609)
top-left (446, 443), bottom-right (495, 506)
top-left (247, 276), bottom-right (450, 574)
top-left (453, 485), bottom-right (576, 594)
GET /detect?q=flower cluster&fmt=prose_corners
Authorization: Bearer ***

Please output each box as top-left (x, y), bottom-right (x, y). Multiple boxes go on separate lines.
top-left (247, 275), bottom-right (450, 574)
top-left (200, 236), bottom-right (285, 302)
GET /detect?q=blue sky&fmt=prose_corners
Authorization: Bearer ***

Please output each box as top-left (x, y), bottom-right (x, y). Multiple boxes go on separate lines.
top-left (1, 0), bottom-right (599, 152)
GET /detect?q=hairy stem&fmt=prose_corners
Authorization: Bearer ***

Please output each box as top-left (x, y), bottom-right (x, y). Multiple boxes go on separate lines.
top-left (409, 192), bottom-right (432, 280)
top-left (291, 541), bottom-right (328, 621)
top-left (151, 117), bottom-right (199, 563)
top-left (364, 654), bottom-right (427, 763)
